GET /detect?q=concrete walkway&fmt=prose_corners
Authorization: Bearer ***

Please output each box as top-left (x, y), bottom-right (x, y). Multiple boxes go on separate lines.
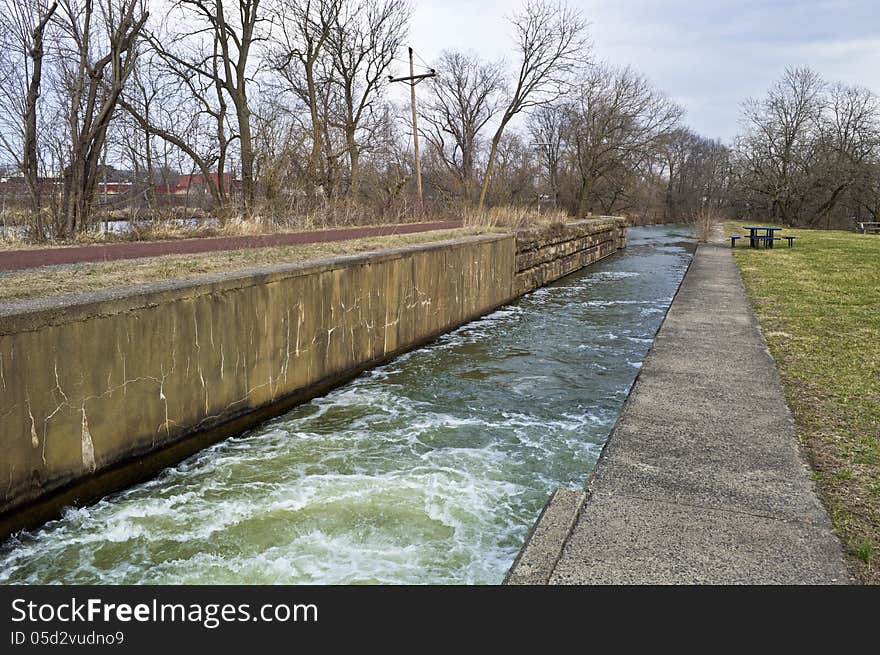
top-left (508, 239), bottom-right (850, 584)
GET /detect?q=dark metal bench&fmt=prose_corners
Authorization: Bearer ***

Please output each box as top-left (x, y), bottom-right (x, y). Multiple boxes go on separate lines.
top-left (784, 236), bottom-right (796, 247)
top-left (730, 235), bottom-right (741, 248)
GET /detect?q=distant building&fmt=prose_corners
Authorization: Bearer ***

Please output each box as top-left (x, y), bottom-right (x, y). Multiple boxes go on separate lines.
top-left (95, 182), bottom-right (134, 195)
top-left (1, 170), bottom-right (240, 197)
top-left (157, 173), bottom-right (238, 195)
top-left (0, 166), bottom-right (241, 201)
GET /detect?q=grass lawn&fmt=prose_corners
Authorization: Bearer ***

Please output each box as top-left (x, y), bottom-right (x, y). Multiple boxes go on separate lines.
top-left (0, 227), bottom-right (482, 303)
top-left (728, 223), bottom-right (880, 583)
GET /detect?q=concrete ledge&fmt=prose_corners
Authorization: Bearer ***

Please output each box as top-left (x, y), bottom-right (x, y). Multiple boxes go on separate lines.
top-left (504, 488), bottom-right (586, 585)
top-left (0, 234), bottom-right (511, 335)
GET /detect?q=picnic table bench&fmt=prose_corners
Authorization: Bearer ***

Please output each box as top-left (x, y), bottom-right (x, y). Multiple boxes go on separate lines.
top-left (856, 221), bottom-right (880, 234)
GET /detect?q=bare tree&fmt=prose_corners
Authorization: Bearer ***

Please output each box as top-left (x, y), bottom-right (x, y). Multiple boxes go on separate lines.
top-left (55, 0), bottom-right (149, 234)
top-left (850, 159), bottom-right (880, 222)
top-left (0, 0), bottom-right (59, 235)
top-left (121, 29), bottom-right (234, 209)
top-left (485, 130), bottom-right (534, 205)
top-left (813, 83), bottom-right (880, 226)
top-left (422, 50), bottom-right (504, 200)
top-left (735, 67), bottom-right (826, 225)
top-left (567, 64), bottom-right (682, 217)
top-left (732, 68), bottom-right (880, 227)
top-left (251, 94), bottom-right (308, 210)
top-left (661, 127), bottom-right (730, 220)
top-left (476, 0), bottom-right (588, 211)
top-left (117, 57), bottom-right (162, 210)
top-left (528, 102), bottom-right (565, 205)
top-left (156, 0), bottom-right (267, 211)
top-left (273, 0), bottom-right (340, 193)
top-left (325, 0), bottom-right (409, 195)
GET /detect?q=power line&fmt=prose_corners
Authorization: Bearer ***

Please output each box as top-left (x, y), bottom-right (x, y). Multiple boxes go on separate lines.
top-left (411, 48), bottom-right (433, 72)
top-left (391, 49), bottom-right (434, 77)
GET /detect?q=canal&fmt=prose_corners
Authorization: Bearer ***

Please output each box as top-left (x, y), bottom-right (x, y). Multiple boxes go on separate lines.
top-left (0, 225), bottom-right (694, 584)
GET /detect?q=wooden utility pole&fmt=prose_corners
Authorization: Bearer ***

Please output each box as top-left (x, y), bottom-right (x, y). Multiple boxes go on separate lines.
top-left (389, 48), bottom-right (435, 212)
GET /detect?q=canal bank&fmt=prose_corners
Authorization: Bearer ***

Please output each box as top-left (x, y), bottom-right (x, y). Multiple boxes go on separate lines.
top-left (0, 225), bottom-right (689, 584)
top-left (506, 237), bottom-right (850, 584)
top-left (0, 218), bottom-right (624, 540)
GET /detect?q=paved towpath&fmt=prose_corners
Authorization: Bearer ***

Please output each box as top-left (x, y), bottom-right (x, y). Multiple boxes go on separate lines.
top-left (0, 221), bottom-right (463, 272)
top-left (509, 237), bottom-right (849, 584)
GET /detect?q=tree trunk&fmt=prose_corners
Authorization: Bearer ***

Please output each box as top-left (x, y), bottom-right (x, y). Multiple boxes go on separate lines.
top-left (306, 59), bottom-right (324, 191)
top-left (577, 177), bottom-right (593, 218)
top-left (461, 147), bottom-right (473, 201)
top-left (477, 132), bottom-right (502, 212)
top-left (348, 131), bottom-right (360, 197)
top-left (238, 102), bottom-right (255, 211)
top-left (22, 2), bottom-right (57, 239)
top-left (144, 126), bottom-right (157, 212)
top-left (23, 54), bottom-right (45, 234)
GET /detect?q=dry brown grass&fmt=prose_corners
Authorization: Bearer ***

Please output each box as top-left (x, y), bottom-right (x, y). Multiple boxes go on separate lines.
top-left (0, 216), bottom-right (465, 252)
top-left (463, 205), bottom-right (570, 230)
top-left (0, 205), bottom-right (41, 228)
top-left (0, 230), bottom-right (30, 250)
top-left (258, 197), bottom-right (436, 230)
top-left (0, 196), bottom-right (459, 247)
top-left (692, 208), bottom-right (723, 242)
top-left (0, 227), bottom-right (485, 303)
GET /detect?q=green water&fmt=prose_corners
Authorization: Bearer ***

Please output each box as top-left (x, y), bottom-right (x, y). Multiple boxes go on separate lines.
top-left (0, 225), bottom-right (694, 584)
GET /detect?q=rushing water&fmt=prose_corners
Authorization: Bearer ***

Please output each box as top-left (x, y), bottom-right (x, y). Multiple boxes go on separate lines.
top-left (0, 225), bottom-right (693, 584)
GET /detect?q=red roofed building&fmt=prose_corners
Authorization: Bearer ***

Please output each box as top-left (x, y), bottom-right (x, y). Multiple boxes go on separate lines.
top-left (159, 172), bottom-right (237, 195)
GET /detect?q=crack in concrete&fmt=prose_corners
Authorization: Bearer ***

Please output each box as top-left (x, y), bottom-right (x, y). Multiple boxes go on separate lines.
top-left (26, 397), bottom-right (38, 450)
top-left (194, 312), bottom-right (208, 414)
top-left (80, 406), bottom-right (96, 472)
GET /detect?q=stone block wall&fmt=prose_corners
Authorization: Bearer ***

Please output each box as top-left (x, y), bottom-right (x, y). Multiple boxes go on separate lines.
top-left (514, 218), bottom-right (627, 294)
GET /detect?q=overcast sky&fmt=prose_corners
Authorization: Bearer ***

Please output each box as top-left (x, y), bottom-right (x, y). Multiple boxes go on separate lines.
top-left (402, 0), bottom-right (880, 142)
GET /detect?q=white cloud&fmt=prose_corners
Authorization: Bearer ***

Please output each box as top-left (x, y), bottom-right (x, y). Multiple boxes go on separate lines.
top-left (409, 0), bottom-right (880, 142)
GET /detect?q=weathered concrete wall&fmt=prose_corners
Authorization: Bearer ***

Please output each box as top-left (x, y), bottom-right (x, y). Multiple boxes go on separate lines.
top-left (0, 219), bottom-right (624, 536)
top-left (515, 218), bottom-right (627, 295)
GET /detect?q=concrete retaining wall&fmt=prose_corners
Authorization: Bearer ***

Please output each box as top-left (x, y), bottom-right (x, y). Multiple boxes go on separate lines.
top-left (0, 218), bottom-right (625, 537)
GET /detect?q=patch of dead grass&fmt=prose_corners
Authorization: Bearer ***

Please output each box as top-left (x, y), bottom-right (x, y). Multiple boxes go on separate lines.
top-left (463, 205), bottom-right (570, 230)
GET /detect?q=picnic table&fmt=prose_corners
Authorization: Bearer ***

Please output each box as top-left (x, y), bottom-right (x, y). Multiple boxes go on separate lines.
top-left (729, 225), bottom-right (796, 249)
top-left (742, 226), bottom-right (783, 248)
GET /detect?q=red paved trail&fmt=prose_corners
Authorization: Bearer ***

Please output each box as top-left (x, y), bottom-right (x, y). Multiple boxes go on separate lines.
top-left (0, 221), bottom-right (463, 272)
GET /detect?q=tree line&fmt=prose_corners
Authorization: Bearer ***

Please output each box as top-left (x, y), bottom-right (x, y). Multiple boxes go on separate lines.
top-left (1, 0), bottom-right (875, 240)
top-left (733, 66), bottom-right (880, 229)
